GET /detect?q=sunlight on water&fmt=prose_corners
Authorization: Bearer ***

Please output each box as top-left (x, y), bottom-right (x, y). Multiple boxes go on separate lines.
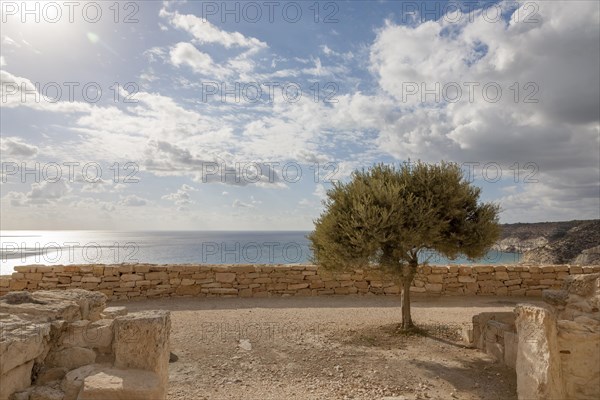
top-left (0, 231), bottom-right (520, 275)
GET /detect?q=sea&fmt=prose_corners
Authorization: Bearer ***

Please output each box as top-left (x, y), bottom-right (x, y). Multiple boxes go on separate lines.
top-left (0, 231), bottom-right (522, 275)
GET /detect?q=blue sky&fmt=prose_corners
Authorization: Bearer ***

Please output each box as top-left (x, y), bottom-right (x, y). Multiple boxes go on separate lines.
top-left (1, 0), bottom-right (599, 230)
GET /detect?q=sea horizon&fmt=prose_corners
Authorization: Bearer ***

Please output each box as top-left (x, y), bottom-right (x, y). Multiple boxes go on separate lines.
top-left (0, 230), bottom-right (522, 275)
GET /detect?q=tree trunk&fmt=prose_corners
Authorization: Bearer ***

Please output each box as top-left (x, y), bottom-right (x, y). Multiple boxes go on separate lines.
top-left (399, 262), bottom-right (417, 331)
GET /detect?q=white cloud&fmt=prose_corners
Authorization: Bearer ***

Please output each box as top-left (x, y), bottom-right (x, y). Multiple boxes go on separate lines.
top-left (80, 178), bottom-right (125, 194)
top-left (2, 0), bottom-right (597, 227)
top-left (169, 42), bottom-right (230, 78)
top-left (162, 184), bottom-right (197, 210)
top-left (0, 56), bottom-right (5, 67)
top-left (6, 180), bottom-right (71, 207)
top-left (313, 184), bottom-right (327, 200)
top-left (232, 199), bottom-right (253, 208)
top-left (358, 0), bottom-right (600, 220)
top-left (0, 137), bottom-right (38, 158)
top-left (160, 8), bottom-right (267, 50)
top-left (119, 195), bottom-right (148, 207)
top-left (232, 196), bottom-right (261, 209)
top-left (0, 70), bottom-right (92, 113)
top-left (298, 198), bottom-right (312, 207)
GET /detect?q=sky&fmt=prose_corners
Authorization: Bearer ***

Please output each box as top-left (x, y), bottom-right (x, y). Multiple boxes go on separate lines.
top-left (0, 0), bottom-right (599, 230)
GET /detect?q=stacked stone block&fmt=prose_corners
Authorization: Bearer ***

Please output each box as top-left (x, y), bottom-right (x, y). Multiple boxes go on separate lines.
top-left (1, 264), bottom-right (598, 300)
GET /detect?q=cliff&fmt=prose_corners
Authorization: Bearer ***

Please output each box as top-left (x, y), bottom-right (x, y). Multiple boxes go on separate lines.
top-left (496, 220), bottom-right (600, 264)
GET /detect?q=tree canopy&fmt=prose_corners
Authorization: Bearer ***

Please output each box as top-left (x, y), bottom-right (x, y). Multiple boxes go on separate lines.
top-left (309, 161), bottom-right (500, 330)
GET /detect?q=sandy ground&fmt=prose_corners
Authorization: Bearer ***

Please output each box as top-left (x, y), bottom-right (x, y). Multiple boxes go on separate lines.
top-left (114, 295), bottom-right (541, 400)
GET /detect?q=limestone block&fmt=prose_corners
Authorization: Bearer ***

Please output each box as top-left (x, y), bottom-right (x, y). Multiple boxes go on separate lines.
top-left (562, 273), bottom-right (599, 297)
top-left (384, 285), bottom-right (400, 294)
top-left (495, 271), bottom-right (509, 281)
top-left (145, 272), bottom-right (168, 281)
top-left (61, 364), bottom-right (99, 400)
top-left (215, 273), bottom-right (236, 283)
top-left (36, 367), bottom-right (68, 385)
top-left (504, 331), bottom-right (517, 369)
top-left (61, 319), bottom-right (114, 350)
top-left (78, 368), bottom-right (163, 400)
top-left (8, 388), bottom-right (33, 400)
top-left (515, 304), bottom-right (564, 400)
top-left (40, 290), bottom-right (106, 321)
top-left (81, 277), bottom-right (101, 283)
top-left (0, 292), bottom-right (81, 323)
top-left (120, 274), bottom-right (142, 282)
top-left (486, 341), bottom-right (504, 363)
top-left (424, 283), bottom-right (442, 293)
top-left (100, 307), bottom-right (127, 319)
top-left (0, 360), bottom-right (34, 400)
top-left (472, 312), bottom-right (515, 350)
top-left (570, 266), bottom-right (584, 274)
top-left (0, 317), bottom-right (51, 375)
top-left (557, 321), bottom-right (600, 399)
top-left (461, 327), bottom-right (474, 346)
top-left (46, 347), bottom-right (96, 370)
top-left (113, 310), bottom-right (170, 392)
top-left (288, 283), bottom-right (309, 290)
top-left (208, 288), bottom-right (237, 295)
top-left (133, 265), bottom-right (151, 273)
top-left (174, 285), bottom-right (201, 296)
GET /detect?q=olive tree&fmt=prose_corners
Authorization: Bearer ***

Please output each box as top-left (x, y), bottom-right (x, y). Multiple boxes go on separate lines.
top-left (309, 161), bottom-right (500, 331)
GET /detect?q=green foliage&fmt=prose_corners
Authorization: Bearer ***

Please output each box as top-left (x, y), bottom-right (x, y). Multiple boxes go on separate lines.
top-left (309, 161), bottom-right (501, 274)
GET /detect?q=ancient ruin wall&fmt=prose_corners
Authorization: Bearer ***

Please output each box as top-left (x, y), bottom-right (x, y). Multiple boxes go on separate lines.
top-left (466, 273), bottom-right (600, 400)
top-left (0, 289), bottom-right (171, 400)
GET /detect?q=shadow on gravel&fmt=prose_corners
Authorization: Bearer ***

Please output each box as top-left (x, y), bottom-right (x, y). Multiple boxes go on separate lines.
top-left (412, 359), bottom-right (518, 400)
top-left (341, 322), bottom-right (466, 349)
top-left (114, 295), bottom-right (541, 312)
top-left (338, 322), bottom-right (517, 400)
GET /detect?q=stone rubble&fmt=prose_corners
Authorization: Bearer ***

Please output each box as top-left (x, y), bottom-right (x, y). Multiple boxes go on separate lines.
top-left (0, 289), bottom-right (171, 400)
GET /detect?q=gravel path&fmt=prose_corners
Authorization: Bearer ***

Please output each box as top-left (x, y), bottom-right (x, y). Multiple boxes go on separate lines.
top-left (114, 295), bottom-right (540, 400)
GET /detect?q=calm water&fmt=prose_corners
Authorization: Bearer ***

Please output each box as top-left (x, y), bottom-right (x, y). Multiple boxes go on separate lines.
top-left (0, 231), bottom-right (521, 275)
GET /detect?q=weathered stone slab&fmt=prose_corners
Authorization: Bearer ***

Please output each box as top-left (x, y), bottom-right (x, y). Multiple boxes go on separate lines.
top-left (35, 367), bottom-right (68, 385)
top-left (515, 304), bottom-right (565, 400)
top-left (0, 315), bottom-right (51, 375)
top-left (78, 368), bottom-right (163, 400)
top-left (557, 320), bottom-right (600, 399)
top-left (47, 347), bottom-right (96, 370)
top-left (503, 331), bottom-right (517, 369)
top-left (0, 360), bottom-right (33, 400)
top-left (100, 307), bottom-right (128, 319)
top-left (113, 310), bottom-right (170, 395)
top-left (61, 364), bottom-right (100, 400)
top-left (61, 319), bottom-right (114, 349)
top-left (0, 293), bottom-right (81, 323)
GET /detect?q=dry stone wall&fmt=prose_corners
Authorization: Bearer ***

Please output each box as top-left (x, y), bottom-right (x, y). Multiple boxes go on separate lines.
top-left (1, 264), bottom-right (599, 301)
